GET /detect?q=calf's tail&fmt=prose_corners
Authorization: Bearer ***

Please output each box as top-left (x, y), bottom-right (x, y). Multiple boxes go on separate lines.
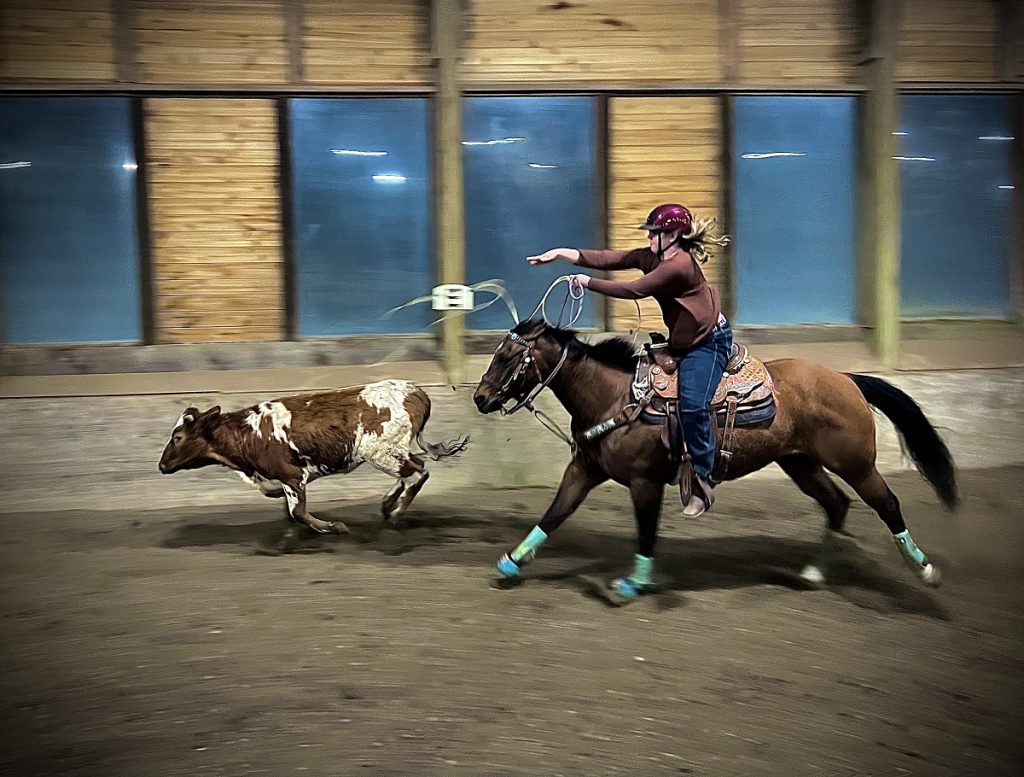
top-left (406, 384), bottom-right (470, 461)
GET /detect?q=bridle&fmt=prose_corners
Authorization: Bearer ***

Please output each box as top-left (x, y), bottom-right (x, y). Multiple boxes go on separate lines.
top-left (488, 329), bottom-right (573, 446)
top-left (494, 331), bottom-right (568, 414)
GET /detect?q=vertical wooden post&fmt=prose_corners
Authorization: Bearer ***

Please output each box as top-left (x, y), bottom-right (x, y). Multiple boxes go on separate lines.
top-left (863, 0), bottom-right (902, 366)
top-left (113, 0), bottom-right (138, 83)
top-left (1011, 94), bottom-right (1024, 322)
top-left (431, 0), bottom-right (466, 384)
top-left (284, 0), bottom-right (305, 84)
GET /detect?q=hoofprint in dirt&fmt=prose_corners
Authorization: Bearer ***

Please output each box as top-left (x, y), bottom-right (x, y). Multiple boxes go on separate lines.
top-left (1, 468), bottom-right (1022, 777)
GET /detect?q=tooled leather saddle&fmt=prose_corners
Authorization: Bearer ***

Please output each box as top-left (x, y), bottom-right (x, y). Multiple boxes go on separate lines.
top-left (632, 333), bottom-right (777, 480)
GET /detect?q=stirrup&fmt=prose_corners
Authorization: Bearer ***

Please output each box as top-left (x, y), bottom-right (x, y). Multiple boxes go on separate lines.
top-left (681, 477), bottom-right (714, 517)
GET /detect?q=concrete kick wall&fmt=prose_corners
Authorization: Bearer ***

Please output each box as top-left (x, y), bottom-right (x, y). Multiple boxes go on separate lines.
top-left (1, 369), bottom-right (1022, 515)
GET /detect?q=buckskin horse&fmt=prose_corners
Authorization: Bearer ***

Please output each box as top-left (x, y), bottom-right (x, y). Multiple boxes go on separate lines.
top-left (472, 319), bottom-right (957, 603)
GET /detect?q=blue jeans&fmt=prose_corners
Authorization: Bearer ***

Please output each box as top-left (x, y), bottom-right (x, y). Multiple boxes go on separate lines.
top-left (674, 316), bottom-right (733, 481)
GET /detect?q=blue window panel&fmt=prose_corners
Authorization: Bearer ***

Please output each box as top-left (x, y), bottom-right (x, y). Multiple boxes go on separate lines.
top-left (733, 96), bottom-right (857, 325)
top-left (0, 97), bottom-right (141, 343)
top-left (898, 95), bottom-right (1014, 318)
top-left (288, 99), bottom-right (432, 336)
top-left (463, 97), bottom-right (599, 330)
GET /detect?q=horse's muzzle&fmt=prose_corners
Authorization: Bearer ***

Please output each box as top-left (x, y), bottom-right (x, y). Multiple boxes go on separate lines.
top-left (473, 390), bottom-right (500, 414)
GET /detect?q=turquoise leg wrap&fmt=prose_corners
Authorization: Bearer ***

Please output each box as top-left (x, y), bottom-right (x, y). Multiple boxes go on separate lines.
top-left (630, 554), bottom-right (654, 586)
top-left (511, 526), bottom-right (548, 565)
top-left (610, 555), bottom-right (656, 600)
top-left (893, 529), bottom-right (927, 566)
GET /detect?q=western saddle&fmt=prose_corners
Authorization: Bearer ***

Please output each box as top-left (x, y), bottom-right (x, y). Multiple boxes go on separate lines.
top-left (580, 333), bottom-right (778, 484)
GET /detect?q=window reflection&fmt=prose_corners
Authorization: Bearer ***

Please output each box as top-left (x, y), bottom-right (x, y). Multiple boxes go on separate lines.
top-left (463, 97), bottom-right (599, 330)
top-left (732, 96), bottom-right (857, 325)
top-left (899, 95), bottom-right (1014, 318)
top-left (0, 97), bottom-right (142, 344)
top-left (288, 98), bottom-right (432, 336)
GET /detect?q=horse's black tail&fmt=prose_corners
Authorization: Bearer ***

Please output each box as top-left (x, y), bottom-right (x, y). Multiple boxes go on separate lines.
top-left (417, 433), bottom-right (470, 462)
top-left (846, 373), bottom-right (959, 510)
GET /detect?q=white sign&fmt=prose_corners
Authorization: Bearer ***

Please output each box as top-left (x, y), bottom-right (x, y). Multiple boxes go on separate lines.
top-left (431, 284), bottom-right (475, 311)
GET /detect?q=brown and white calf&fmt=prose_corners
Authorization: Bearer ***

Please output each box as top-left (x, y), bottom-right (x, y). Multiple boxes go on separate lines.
top-left (158, 380), bottom-right (468, 551)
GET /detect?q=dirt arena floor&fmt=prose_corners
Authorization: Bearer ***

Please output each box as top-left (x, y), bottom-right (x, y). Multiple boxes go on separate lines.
top-left (2, 460), bottom-right (1022, 776)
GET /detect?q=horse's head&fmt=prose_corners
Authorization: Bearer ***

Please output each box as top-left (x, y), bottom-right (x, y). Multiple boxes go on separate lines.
top-left (473, 320), bottom-right (567, 414)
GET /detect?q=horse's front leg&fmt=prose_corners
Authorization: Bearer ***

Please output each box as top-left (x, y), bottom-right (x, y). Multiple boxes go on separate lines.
top-left (496, 455), bottom-right (607, 580)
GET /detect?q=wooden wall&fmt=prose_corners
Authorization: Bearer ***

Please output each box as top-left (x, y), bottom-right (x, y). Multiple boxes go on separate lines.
top-left (303, 0), bottom-right (430, 85)
top-left (898, 0), bottom-right (1001, 82)
top-left (0, 0), bottom-right (1019, 346)
top-left (2, 0), bottom-right (1016, 88)
top-left (133, 0), bottom-right (289, 84)
top-left (606, 97), bottom-right (726, 333)
top-left (736, 0), bottom-right (859, 85)
top-left (0, 0), bottom-right (117, 82)
top-left (463, 0), bottom-right (722, 86)
top-left (145, 99), bottom-right (285, 344)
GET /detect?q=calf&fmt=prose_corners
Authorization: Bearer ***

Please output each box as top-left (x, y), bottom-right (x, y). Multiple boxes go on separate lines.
top-left (159, 380), bottom-right (468, 552)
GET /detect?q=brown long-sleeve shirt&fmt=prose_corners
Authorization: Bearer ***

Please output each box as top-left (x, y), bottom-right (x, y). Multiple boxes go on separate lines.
top-left (576, 247), bottom-right (721, 351)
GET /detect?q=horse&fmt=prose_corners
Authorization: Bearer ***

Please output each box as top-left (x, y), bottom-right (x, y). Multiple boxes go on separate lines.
top-left (472, 319), bottom-right (958, 603)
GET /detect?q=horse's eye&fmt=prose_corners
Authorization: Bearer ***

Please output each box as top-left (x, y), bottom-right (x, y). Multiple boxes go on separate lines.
top-left (173, 434), bottom-right (183, 445)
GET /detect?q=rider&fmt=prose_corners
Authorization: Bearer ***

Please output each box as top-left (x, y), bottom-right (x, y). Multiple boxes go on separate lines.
top-left (527, 203), bottom-right (732, 517)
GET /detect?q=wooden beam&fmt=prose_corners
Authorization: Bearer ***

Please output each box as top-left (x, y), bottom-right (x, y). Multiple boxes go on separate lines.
top-left (284, 0), bottom-right (305, 84)
top-left (863, 0), bottom-right (902, 366)
top-left (997, 0), bottom-right (1020, 83)
top-left (431, 0), bottom-right (466, 383)
top-left (1012, 94), bottom-right (1024, 322)
top-left (718, 0), bottom-right (740, 84)
top-left (113, 0), bottom-right (138, 83)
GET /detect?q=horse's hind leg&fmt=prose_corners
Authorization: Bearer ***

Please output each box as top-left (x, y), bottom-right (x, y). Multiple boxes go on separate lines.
top-left (778, 454), bottom-right (852, 586)
top-left (840, 466), bottom-right (941, 587)
top-left (608, 478), bottom-right (664, 603)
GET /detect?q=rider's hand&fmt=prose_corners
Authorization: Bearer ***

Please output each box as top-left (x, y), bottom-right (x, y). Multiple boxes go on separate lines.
top-left (526, 248), bottom-right (580, 266)
top-left (569, 274), bottom-right (591, 290)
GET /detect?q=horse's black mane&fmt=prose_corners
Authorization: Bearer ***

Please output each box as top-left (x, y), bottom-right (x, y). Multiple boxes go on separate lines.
top-left (511, 319), bottom-right (640, 373)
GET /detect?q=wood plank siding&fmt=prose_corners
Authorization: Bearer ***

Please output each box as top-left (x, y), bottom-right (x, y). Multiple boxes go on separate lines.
top-left (898, 0), bottom-right (1001, 82)
top-left (145, 99), bottom-right (285, 343)
top-left (0, 0), bottom-right (118, 82)
top-left (303, 0), bottom-right (430, 85)
top-left (463, 0), bottom-right (722, 86)
top-left (606, 96), bottom-right (727, 333)
top-left (736, 0), bottom-right (859, 86)
top-left (133, 0), bottom-right (289, 84)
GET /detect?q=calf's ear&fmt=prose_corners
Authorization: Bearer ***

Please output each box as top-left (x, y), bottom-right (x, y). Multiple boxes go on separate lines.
top-left (199, 406), bottom-right (222, 423)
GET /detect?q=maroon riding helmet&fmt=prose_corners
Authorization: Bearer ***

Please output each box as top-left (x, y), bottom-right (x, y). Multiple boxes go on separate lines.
top-left (638, 203), bottom-right (694, 236)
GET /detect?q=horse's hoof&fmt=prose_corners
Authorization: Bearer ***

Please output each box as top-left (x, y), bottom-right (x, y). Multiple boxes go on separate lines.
top-left (496, 553), bottom-right (521, 580)
top-left (919, 563), bottom-right (941, 587)
top-left (254, 546), bottom-right (283, 557)
top-left (328, 521), bottom-right (349, 535)
top-left (799, 564), bottom-right (826, 588)
top-left (607, 577), bottom-right (655, 605)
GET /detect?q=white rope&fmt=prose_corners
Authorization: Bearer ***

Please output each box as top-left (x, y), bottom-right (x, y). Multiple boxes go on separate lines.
top-left (527, 275), bottom-right (586, 329)
top-left (383, 278), bottom-right (522, 329)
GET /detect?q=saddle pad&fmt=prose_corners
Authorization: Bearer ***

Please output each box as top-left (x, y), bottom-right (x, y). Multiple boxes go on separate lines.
top-left (641, 396), bottom-right (776, 428)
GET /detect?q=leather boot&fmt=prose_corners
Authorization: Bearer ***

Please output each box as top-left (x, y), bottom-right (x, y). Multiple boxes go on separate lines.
top-left (682, 476), bottom-right (715, 517)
